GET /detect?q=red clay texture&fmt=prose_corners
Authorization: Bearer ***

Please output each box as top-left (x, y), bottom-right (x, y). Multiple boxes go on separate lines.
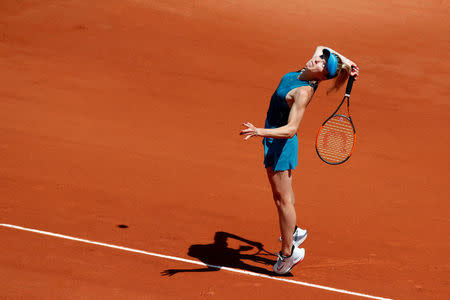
top-left (0, 0), bottom-right (449, 299)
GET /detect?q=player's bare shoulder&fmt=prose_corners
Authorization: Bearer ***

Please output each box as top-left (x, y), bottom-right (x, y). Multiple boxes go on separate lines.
top-left (286, 86), bottom-right (315, 108)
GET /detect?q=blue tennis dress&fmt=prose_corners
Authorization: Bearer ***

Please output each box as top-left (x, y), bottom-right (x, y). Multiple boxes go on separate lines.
top-left (263, 71), bottom-right (317, 171)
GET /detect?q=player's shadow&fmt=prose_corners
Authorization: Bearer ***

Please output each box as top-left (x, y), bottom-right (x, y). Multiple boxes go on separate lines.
top-left (161, 231), bottom-right (291, 277)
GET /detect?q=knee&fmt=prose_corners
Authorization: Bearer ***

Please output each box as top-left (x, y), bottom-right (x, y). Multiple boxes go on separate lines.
top-left (273, 192), bottom-right (294, 208)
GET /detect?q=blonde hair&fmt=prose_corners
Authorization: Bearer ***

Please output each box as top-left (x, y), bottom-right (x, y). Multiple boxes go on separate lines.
top-left (327, 56), bottom-right (351, 95)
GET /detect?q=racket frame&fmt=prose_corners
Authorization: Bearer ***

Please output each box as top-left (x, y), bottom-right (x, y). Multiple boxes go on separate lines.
top-left (315, 76), bottom-right (357, 165)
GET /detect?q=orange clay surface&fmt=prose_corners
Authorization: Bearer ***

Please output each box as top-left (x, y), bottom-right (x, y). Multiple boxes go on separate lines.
top-left (0, 0), bottom-right (449, 299)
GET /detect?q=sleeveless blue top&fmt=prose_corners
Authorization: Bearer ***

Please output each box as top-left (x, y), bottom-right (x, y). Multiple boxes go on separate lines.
top-left (263, 71), bottom-right (317, 171)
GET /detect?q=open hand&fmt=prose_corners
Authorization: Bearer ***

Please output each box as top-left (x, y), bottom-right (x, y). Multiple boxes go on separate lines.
top-left (240, 122), bottom-right (259, 140)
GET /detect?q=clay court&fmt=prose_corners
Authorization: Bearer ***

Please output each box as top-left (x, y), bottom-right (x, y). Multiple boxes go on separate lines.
top-left (1, 0), bottom-right (449, 299)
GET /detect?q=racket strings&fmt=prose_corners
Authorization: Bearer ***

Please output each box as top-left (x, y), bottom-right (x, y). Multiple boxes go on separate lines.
top-left (316, 116), bottom-right (355, 163)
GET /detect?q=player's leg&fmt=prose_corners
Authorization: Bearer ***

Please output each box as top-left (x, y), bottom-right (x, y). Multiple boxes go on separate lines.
top-left (266, 167), bottom-right (296, 256)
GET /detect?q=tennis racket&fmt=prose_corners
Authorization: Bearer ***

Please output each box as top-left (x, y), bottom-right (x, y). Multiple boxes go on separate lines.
top-left (315, 76), bottom-right (356, 165)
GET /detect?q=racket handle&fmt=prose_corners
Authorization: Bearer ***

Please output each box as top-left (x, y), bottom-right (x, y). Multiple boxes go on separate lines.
top-left (345, 76), bottom-right (355, 96)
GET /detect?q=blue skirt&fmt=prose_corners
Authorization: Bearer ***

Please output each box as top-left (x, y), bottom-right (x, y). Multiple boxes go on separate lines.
top-left (263, 135), bottom-right (298, 171)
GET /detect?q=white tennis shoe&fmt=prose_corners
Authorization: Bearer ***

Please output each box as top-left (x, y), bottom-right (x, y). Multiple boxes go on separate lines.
top-left (279, 226), bottom-right (308, 248)
top-left (273, 246), bottom-right (305, 274)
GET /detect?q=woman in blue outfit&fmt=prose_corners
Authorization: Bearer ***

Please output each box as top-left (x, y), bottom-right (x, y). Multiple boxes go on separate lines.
top-left (240, 46), bottom-right (359, 274)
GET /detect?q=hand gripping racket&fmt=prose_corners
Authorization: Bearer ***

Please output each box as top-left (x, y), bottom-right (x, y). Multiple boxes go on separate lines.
top-left (315, 76), bottom-right (356, 165)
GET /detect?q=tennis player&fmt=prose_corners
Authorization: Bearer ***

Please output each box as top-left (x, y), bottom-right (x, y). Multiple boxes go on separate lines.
top-left (240, 46), bottom-right (359, 274)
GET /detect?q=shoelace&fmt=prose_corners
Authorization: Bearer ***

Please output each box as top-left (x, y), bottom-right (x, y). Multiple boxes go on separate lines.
top-left (277, 252), bottom-right (288, 261)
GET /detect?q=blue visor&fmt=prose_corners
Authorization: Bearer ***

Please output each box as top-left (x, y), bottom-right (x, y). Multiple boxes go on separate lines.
top-left (322, 49), bottom-right (338, 79)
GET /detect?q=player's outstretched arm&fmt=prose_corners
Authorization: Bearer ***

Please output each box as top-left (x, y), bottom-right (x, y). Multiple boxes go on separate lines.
top-left (240, 87), bottom-right (313, 140)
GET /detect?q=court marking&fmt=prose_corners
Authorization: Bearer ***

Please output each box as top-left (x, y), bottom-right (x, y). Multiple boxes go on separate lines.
top-left (1, 223), bottom-right (392, 300)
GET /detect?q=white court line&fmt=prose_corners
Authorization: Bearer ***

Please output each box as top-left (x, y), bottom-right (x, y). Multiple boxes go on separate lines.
top-left (0, 223), bottom-right (392, 300)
